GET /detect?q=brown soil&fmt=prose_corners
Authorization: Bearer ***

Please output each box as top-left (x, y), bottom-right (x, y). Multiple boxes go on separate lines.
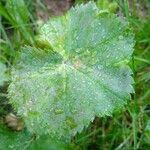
top-left (37, 0), bottom-right (74, 20)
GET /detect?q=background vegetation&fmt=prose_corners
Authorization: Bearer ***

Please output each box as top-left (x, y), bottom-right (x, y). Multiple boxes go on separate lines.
top-left (0, 0), bottom-right (150, 149)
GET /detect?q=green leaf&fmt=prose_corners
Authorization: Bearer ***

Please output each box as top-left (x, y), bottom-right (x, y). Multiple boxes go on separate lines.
top-left (0, 62), bottom-right (7, 86)
top-left (0, 124), bottom-right (71, 150)
top-left (97, 0), bottom-right (118, 13)
top-left (0, 124), bottom-right (32, 150)
top-left (8, 2), bottom-right (134, 140)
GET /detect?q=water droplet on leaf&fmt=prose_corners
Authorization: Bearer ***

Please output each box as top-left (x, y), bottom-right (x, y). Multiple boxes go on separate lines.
top-left (119, 35), bottom-right (123, 40)
top-left (54, 109), bottom-right (64, 115)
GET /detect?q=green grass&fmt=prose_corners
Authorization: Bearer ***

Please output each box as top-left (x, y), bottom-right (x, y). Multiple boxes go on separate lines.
top-left (0, 0), bottom-right (150, 149)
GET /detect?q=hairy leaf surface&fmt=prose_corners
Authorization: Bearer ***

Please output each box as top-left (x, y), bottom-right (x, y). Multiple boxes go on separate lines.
top-left (8, 2), bottom-right (134, 140)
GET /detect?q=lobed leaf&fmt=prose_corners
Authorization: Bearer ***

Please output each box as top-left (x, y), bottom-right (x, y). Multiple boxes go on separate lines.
top-left (8, 2), bottom-right (134, 140)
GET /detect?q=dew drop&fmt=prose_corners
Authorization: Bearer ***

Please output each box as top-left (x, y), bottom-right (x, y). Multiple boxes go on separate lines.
top-left (107, 104), bottom-right (111, 108)
top-left (119, 35), bottom-right (123, 40)
top-left (54, 109), bottom-right (64, 115)
top-left (98, 22), bottom-right (101, 25)
top-left (9, 145), bottom-right (14, 149)
top-left (75, 48), bottom-right (81, 53)
top-left (76, 36), bottom-right (79, 40)
top-left (23, 111), bottom-right (28, 117)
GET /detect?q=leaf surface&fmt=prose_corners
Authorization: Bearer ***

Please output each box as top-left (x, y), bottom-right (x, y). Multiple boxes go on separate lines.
top-left (8, 2), bottom-right (134, 140)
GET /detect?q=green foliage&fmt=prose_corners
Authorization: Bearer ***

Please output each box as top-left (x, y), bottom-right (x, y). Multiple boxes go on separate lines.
top-left (8, 1), bottom-right (134, 141)
top-left (0, 124), bottom-right (71, 150)
top-left (0, 124), bottom-right (32, 150)
top-left (0, 62), bottom-right (8, 86)
top-left (0, 0), bottom-right (34, 46)
top-left (97, 0), bottom-right (118, 13)
top-left (75, 0), bottom-right (90, 4)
